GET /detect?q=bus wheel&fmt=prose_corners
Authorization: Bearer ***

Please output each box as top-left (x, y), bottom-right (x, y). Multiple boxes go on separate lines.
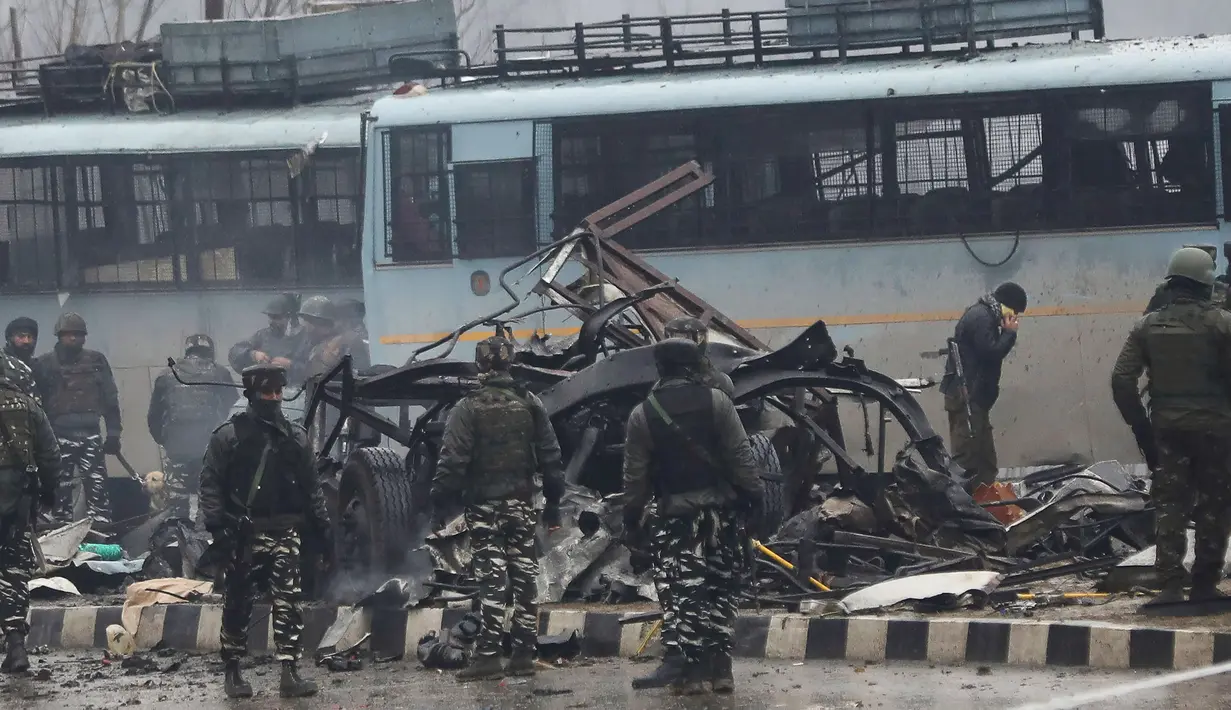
top-left (336, 447), bottom-right (417, 587)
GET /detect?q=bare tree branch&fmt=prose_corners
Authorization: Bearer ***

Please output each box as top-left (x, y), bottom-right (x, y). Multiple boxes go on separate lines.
top-left (135, 0), bottom-right (169, 41)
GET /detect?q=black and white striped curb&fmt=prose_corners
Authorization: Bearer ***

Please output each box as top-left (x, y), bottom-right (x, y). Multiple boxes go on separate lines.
top-left (24, 605), bottom-right (1231, 671)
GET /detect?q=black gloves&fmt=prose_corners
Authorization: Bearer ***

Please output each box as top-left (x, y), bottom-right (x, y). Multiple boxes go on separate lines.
top-left (103, 436), bottom-right (122, 456)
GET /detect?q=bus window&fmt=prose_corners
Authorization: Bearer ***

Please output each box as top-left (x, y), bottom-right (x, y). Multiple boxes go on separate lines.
top-left (454, 160), bottom-right (535, 260)
top-left (1059, 86), bottom-right (1213, 229)
top-left (387, 129), bottom-right (452, 264)
top-left (1221, 105), bottom-right (1231, 220)
top-left (0, 162), bottom-right (60, 291)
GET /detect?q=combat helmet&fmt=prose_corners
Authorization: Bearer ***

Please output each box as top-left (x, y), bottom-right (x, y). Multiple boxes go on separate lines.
top-left (185, 334), bottom-right (215, 359)
top-left (1166, 247), bottom-right (1216, 287)
top-left (664, 316), bottom-right (709, 350)
top-left (241, 364), bottom-right (287, 395)
top-left (475, 336), bottom-right (515, 373)
top-left (298, 295), bottom-right (334, 324)
top-left (653, 337), bottom-right (702, 375)
top-left (55, 312), bottom-right (87, 335)
top-left (262, 293), bottom-right (300, 317)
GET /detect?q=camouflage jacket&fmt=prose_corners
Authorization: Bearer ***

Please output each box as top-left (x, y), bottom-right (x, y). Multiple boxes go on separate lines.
top-left (295, 329), bottom-right (371, 382)
top-left (227, 326), bottom-right (305, 374)
top-left (0, 350), bottom-right (39, 405)
top-left (1112, 293), bottom-right (1231, 431)
top-left (432, 373), bottom-right (564, 508)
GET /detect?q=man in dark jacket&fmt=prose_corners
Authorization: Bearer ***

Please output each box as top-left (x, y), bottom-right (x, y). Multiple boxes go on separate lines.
top-left (35, 313), bottom-right (122, 526)
top-left (940, 283), bottom-right (1027, 491)
top-left (228, 294), bottom-right (304, 375)
top-left (432, 336), bottom-right (564, 682)
top-left (199, 364), bottom-right (330, 699)
top-left (1112, 247), bottom-right (1231, 605)
top-left (0, 367), bottom-right (60, 674)
top-left (147, 335), bottom-right (236, 523)
top-left (623, 338), bottom-right (762, 695)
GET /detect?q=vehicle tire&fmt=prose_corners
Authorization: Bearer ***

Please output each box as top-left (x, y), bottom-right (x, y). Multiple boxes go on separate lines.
top-left (337, 447), bottom-right (419, 577)
top-left (750, 432), bottom-right (786, 536)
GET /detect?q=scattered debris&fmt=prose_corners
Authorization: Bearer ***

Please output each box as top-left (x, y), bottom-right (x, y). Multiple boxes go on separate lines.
top-left (839, 572), bottom-right (1004, 614)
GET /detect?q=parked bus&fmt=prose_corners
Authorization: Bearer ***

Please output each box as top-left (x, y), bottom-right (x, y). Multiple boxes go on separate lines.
top-left (359, 9), bottom-right (1231, 470)
top-left (0, 94), bottom-right (369, 483)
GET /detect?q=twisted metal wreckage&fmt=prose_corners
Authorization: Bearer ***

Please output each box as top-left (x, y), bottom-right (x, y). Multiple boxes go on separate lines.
top-left (289, 162), bottom-right (1158, 617)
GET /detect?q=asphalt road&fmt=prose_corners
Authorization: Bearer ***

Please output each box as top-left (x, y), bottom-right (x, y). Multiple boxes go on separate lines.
top-left (2, 650), bottom-right (1229, 710)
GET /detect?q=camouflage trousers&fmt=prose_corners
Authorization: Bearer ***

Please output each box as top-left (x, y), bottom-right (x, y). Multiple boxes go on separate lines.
top-left (220, 528), bottom-right (304, 662)
top-left (944, 392), bottom-right (998, 489)
top-left (0, 522), bottom-right (34, 636)
top-left (647, 508), bottom-right (678, 651)
top-left (162, 455), bottom-right (200, 524)
top-left (54, 435), bottom-right (112, 526)
top-left (1152, 429), bottom-right (1231, 589)
top-left (659, 507), bottom-right (743, 665)
top-left (467, 498), bottom-right (539, 656)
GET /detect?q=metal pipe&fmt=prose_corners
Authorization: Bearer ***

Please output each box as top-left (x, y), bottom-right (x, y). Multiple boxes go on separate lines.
top-left (753, 539), bottom-right (830, 592)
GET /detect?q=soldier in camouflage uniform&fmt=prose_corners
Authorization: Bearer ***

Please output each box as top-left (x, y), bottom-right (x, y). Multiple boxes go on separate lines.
top-left (199, 364), bottom-right (331, 699)
top-left (432, 336), bottom-right (564, 682)
top-left (0, 361), bottom-right (61, 673)
top-left (630, 316), bottom-right (735, 690)
top-left (228, 294), bottom-right (304, 375)
top-left (35, 313), bottom-right (121, 526)
top-left (1112, 247), bottom-right (1231, 605)
top-left (623, 338), bottom-right (763, 695)
top-left (147, 335), bottom-right (235, 523)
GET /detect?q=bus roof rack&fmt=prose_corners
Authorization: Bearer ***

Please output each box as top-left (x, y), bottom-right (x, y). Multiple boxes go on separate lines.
top-left (390, 0), bottom-right (1105, 82)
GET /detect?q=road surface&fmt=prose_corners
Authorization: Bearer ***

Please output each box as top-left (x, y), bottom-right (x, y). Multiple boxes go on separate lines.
top-left (2, 650), bottom-right (1229, 709)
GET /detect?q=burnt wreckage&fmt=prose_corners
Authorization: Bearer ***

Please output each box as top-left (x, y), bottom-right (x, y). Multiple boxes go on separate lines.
top-left (299, 163), bottom-right (1147, 608)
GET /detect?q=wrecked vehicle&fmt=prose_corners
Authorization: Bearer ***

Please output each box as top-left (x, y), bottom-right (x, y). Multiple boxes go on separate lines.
top-left (299, 162), bottom-right (989, 603)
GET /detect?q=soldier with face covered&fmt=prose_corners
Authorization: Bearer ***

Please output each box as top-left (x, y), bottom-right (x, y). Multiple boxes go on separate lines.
top-left (2, 319), bottom-right (40, 405)
top-left (228, 294), bottom-right (304, 375)
top-left (432, 336), bottom-right (564, 682)
top-left (199, 364), bottom-right (330, 699)
top-left (35, 313), bottom-right (121, 526)
top-left (148, 335), bottom-right (236, 523)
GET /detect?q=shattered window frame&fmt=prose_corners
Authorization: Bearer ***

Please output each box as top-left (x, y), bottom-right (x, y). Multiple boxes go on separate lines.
top-left (1052, 83), bottom-right (1215, 230)
top-left (453, 159), bottom-right (537, 260)
top-left (387, 128), bottom-right (454, 264)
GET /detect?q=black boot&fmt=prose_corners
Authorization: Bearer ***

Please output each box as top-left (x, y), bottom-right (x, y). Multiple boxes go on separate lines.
top-left (1189, 577), bottom-right (1227, 603)
top-left (506, 648), bottom-right (536, 677)
top-left (279, 660), bottom-right (318, 698)
top-left (632, 645), bottom-right (685, 690)
top-left (223, 660), bottom-right (252, 699)
top-left (710, 650), bottom-right (734, 694)
top-left (457, 653), bottom-right (504, 682)
top-left (1, 632), bottom-right (29, 674)
top-left (670, 658), bottom-right (708, 696)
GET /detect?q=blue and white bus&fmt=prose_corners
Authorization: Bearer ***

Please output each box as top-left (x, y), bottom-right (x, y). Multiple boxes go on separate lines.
top-left (357, 15), bottom-right (1231, 470)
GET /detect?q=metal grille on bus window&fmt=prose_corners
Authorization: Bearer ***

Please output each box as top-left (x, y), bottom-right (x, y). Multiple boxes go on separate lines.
top-left (613, 131), bottom-right (701, 251)
top-left (895, 118), bottom-right (976, 238)
top-left (75, 165), bottom-right (105, 232)
top-left (302, 151), bottom-right (361, 285)
top-left (388, 129), bottom-right (452, 264)
top-left (713, 117), bottom-right (873, 247)
top-left (0, 163), bottom-right (60, 291)
top-left (79, 160), bottom-right (177, 289)
top-left (984, 113), bottom-right (1045, 233)
top-left (1062, 87), bottom-right (1213, 229)
top-left (1220, 106), bottom-right (1230, 220)
top-left (533, 122), bottom-right (554, 245)
top-left (454, 161), bottom-right (536, 260)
